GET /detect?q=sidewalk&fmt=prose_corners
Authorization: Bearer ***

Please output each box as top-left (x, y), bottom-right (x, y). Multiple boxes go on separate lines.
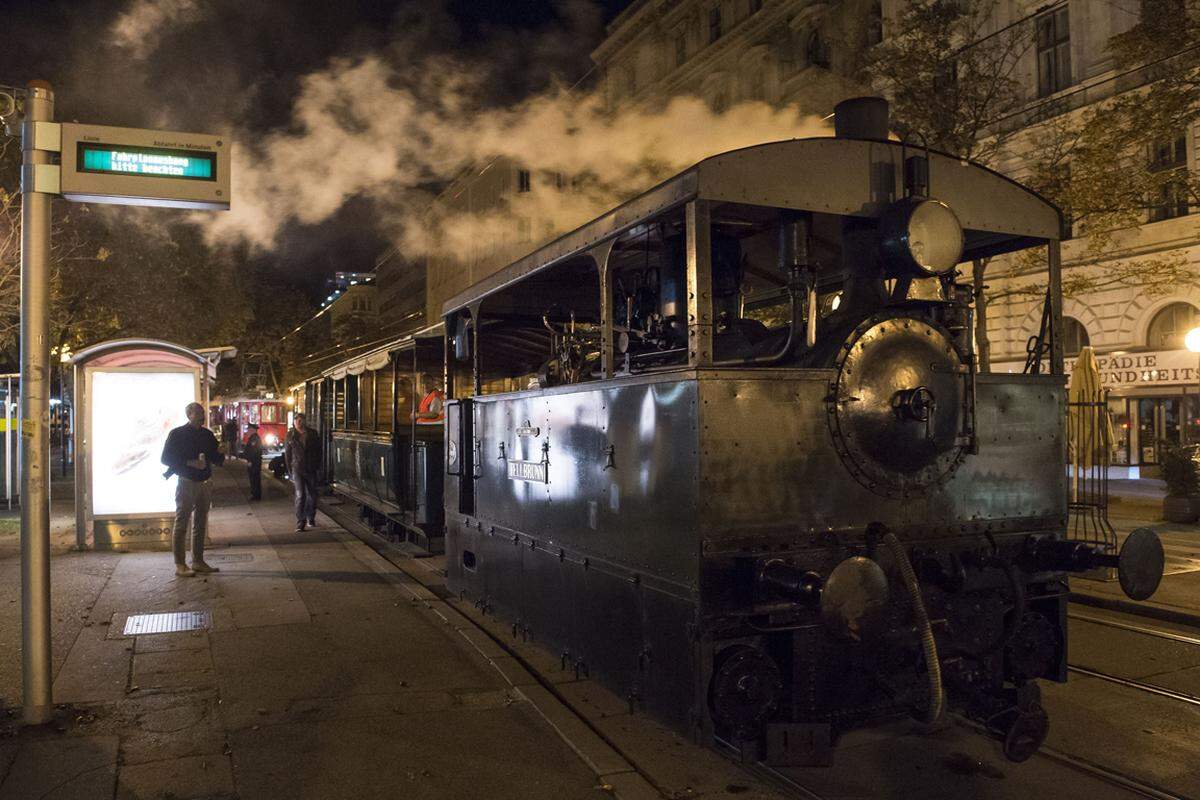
top-left (1070, 509), bottom-right (1200, 625)
top-left (0, 466), bottom-right (660, 800)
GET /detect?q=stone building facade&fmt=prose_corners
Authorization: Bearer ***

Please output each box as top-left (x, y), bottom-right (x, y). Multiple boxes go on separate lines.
top-left (594, 0), bottom-right (1199, 477)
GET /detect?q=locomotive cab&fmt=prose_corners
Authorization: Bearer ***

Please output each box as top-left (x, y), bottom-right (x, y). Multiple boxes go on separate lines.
top-left (441, 97), bottom-right (1164, 768)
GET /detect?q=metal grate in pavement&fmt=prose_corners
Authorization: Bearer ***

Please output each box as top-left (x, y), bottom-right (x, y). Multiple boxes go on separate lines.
top-left (122, 610), bottom-right (211, 636)
top-left (208, 553), bottom-right (253, 563)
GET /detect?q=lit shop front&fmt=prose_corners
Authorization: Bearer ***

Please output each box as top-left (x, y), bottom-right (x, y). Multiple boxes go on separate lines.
top-left (1004, 348), bottom-right (1200, 478)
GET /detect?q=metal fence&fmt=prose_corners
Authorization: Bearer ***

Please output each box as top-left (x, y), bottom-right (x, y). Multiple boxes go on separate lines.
top-left (1066, 395), bottom-right (1117, 557)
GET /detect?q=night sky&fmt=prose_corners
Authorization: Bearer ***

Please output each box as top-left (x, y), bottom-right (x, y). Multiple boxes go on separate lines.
top-left (0, 0), bottom-right (632, 298)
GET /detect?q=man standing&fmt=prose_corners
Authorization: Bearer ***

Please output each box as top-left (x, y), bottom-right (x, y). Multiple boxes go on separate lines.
top-left (161, 402), bottom-right (225, 577)
top-left (244, 422), bottom-right (263, 501)
top-left (285, 412), bottom-right (321, 531)
top-left (414, 374), bottom-right (445, 425)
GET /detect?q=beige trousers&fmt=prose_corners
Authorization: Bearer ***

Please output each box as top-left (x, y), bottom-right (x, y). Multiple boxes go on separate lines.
top-left (172, 478), bottom-right (212, 565)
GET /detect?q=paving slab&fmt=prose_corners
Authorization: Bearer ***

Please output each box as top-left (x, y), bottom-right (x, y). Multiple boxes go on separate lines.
top-left (229, 705), bottom-right (600, 800)
top-left (0, 734), bottom-right (118, 800)
top-left (116, 753), bottom-right (235, 800)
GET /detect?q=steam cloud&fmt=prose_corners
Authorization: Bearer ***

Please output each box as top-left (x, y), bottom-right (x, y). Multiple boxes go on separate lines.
top-left (204, 55), bottom-right (832, 260)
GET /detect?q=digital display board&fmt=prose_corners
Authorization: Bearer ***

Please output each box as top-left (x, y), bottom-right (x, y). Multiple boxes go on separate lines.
top-left (91, 370), bottom-right (197, 517)
top-left (60, 123), bottom-right (230, 210)
top-left (79, 144), bottom-right (216, 181)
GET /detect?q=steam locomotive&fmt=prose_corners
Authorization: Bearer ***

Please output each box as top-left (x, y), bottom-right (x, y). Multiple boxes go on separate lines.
top-left (302, 97), bottom-right (1164, 765)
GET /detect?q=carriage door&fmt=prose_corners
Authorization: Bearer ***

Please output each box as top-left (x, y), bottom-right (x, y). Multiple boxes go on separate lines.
top-left (446, 398), bottom-right (474, 515)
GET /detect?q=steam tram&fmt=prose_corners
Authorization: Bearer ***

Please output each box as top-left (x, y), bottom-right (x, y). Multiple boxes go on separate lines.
top-left (305, 98), bottom-right (1164, 765)
top-left (436, 98), bottom-right (1163, 764)
top-left (296, 326), bottom-right (446, 553)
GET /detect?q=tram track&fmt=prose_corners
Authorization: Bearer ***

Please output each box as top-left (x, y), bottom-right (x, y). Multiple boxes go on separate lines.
top-left (1068, 611), bottom-right (1200, 648)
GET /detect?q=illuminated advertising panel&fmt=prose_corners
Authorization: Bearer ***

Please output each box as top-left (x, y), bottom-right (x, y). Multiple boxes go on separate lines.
top-left (91, 370), bottom-right (196, 517)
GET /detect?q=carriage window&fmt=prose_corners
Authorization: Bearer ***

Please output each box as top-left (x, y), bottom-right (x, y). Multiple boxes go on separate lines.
top-left (345, 374), bottom-right (360, 427)
top-left (376, 365), bottom-right (394, 433)
top-left (360, 371), bottom-right (375, 432)
top-left (474, 256), bottom-right (601, 393)
top-left (333, 379), bottom-right (346, 428)
top-left (261, 404), bottom-right (281, 424)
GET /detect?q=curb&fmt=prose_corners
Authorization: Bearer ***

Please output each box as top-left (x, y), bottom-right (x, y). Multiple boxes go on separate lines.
top-left (1069, 591), bottom-right (1200, 630)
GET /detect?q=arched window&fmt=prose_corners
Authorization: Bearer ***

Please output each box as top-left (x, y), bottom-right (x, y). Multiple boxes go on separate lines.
top-left (1147, 302), bottom-right (1200, 349)
top-left (1061, 316), bottom-right (1089, 357)
top-left (807, 29), bottom-right (830, 69)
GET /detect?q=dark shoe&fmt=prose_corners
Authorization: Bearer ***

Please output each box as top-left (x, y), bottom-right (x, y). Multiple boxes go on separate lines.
top-left (307, 517), bottom-right (316, 527)
top-left (192, 560), bottom-right (220, 574)
top-left (296, 521), bottom-right (306, 532)
top-left (175, 564), bottom-right (195, 578)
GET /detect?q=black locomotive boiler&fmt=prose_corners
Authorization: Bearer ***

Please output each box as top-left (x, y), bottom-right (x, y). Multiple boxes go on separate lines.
top-left (435, 97), bottom-right (1162, 765)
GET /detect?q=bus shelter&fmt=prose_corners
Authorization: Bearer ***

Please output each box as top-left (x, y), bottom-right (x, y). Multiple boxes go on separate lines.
top-left (72, 339), bottom-right (214, 550)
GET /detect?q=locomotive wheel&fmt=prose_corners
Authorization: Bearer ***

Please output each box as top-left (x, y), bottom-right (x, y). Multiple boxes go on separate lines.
top-left (708, 645), bottom-right (782, 740)
top-left (1002, 702), bottom-right (1049, 763)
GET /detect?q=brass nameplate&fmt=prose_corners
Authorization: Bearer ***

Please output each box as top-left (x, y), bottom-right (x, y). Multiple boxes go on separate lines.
top-left (507, 459), bottom-right (548, 483)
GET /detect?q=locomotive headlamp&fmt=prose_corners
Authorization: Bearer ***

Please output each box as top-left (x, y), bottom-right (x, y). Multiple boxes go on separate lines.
top-left (879, 198), bottom-right (964, 277)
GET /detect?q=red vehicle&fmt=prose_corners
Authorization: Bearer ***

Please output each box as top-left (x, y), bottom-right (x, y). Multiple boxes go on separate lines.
top-left (212, 397), bottom-right (288, 454)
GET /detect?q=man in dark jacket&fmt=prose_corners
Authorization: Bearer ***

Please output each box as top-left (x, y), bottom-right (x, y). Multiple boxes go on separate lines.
top-left (244, 423), bottom-right (263, 501)
top-left (161, 402), bottom-right (226, 577)
top-left (285, 413), bottom-right (321, 531)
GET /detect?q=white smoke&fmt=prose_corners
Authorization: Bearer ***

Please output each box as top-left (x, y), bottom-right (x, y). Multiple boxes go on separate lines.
top-left (204, 54), bottom-right (832, 257)
top-left (110, 0), bottom-right (201, 60)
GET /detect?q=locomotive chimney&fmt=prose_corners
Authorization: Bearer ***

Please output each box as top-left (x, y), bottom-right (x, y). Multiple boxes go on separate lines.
top-left (833, 97), bottom-right (890, 140)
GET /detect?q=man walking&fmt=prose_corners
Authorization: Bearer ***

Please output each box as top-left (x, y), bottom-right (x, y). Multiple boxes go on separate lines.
top-left (285, 412), bottom-right (321, 531)
top-left (244, 422), bottom-right (263, 501)
top-left (161, 402), bottom-right (225, 577)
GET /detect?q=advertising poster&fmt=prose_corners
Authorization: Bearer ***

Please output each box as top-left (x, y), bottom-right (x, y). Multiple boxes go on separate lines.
top-left (91, 370), bottom-right (196, 516)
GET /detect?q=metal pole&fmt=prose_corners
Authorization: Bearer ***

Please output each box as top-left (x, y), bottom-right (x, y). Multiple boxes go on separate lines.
top-left (20, 79), bottom-right (54, 725)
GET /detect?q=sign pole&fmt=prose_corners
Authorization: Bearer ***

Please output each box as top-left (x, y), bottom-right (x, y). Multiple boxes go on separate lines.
top-left (20, 79), bottom-right (54, 725)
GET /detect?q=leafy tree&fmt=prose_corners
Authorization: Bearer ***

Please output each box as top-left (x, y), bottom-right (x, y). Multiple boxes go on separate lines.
top-left (867, 0), bottom-right (1200, 369)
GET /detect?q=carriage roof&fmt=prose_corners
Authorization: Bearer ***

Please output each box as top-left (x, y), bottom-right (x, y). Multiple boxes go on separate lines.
top-left (443, 137), bottom-right (1062, 315)
top-left (318, 322), bottom-right (444, 381)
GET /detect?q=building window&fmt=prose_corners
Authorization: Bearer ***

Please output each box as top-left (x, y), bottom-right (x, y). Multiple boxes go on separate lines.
top-left (806, 29), bottom-right (829, 69)
top-left (749, 0), bottom-right (763, 14)
top-left (1148, 134), bottom-right (1189, 222)
top-left (517, 169), bottom-right (531, 193)
top-left (1061, 316), bottom-right (1090, 358)
top-left (1035, 7), bottom-right (1071, 97)
top-left (866, 1), bottom-right (883, 46)
top-left (1148, 302), bottom-right (1200, 349)
top-left (709, 6), bottom-right (723, 44)
top-left (675, 31), bottom-right (688, 66)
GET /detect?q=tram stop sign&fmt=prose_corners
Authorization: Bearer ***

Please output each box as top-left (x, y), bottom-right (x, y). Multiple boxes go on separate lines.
top-left (58, 123), bottom-right (230, 210)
